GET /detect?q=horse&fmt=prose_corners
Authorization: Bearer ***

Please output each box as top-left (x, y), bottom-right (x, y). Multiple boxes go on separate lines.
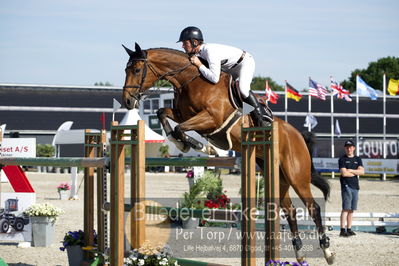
top-left (122, 43), bottom-right (335, 264)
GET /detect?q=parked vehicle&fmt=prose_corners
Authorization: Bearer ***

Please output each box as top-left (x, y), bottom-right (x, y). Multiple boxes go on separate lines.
top-left (0, 198), bottom-right (30, 233)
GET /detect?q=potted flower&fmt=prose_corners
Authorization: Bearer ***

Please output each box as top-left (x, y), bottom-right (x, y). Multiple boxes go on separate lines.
top-left (57, 182), bottom-right (71, 200)
top-left (124, 241), bottom-right (179, 266)
top-left (24, 203), bottom-right (64, 247)
top-left (60, 230), bottom-right (97, 266)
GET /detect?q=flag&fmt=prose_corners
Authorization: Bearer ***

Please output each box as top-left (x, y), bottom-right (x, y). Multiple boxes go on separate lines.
top-left (309, 78), bottom-right (328, 100)
top-left (330, 76), bottom-right (352, 102)
top-left (303, 114), bottom-right (318, 129)
top-left (0, 124), bottom-right (6, 139)
top-left (286, 81), bottom-right (302, 102)
top-left (356, 75), bottom-right (378, 100)
top-left (242, 102), bottom-right (255, 115)
top-left (100, 112), bottom-right (106, 130)
top-left (113, 98), bottom-right (121, 112)
top-left (388, 78), bottom-right (399, 96)
top-left (335, 119), bottom-right (341, 137)
top-left (265, 80), bottom-right (279, 104)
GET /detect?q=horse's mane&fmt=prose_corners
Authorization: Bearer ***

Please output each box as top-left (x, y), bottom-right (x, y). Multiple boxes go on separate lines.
top-left (147, 47), bottom-right (188, 58)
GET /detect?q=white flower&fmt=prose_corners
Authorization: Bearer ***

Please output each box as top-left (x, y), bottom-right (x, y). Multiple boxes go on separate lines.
top-left (138, 259), bottom-right (145, 265)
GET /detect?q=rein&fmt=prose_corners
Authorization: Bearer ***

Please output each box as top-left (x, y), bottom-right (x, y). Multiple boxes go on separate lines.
top-left (123, 55), bottom-right (200, 94)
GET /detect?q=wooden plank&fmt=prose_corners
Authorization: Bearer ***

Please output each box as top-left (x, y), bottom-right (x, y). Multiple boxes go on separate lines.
top-left (84, 130), bottom-right (95, 260)
top-left (110, 122), bottom-right (125, 266)
top-left (241, 129), bottom-right (256, 266)
top-left (130, 120), bottom-right (146, 249)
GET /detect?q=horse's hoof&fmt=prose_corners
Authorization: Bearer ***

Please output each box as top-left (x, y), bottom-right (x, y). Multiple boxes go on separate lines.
top-left (326, 252), bottom-right (336, 265)
top-left (207, 145), bottom-right (218, 156)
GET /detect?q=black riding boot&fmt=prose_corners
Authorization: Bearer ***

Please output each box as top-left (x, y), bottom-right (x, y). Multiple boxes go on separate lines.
top-left (243, 91), bottom-right (273, 127)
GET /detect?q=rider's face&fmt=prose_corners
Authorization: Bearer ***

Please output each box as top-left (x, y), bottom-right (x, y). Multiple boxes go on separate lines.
top-left (182, 40), bottom-right (193, 54)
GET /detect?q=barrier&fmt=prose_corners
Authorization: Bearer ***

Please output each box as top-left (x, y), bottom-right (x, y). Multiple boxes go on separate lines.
top-left (0, 121), bottom-right (280, 266)
top-left (108, 121), bottom-right (279, 266)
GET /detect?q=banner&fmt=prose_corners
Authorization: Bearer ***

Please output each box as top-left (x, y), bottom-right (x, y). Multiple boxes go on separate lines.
top-left (0, 138), bottom-right (36, 157)
top-left (313, 158), bottom-right (398, 174)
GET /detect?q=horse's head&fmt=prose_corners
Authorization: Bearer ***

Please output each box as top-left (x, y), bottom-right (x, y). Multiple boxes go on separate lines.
top-left (122, 43), bottom-right (155, 109)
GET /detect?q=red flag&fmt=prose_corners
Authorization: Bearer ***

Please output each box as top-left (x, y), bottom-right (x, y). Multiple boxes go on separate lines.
top-left (100, 112), bottom-right (106, 130)
top-left (265, 80), bottom-right (279, 104)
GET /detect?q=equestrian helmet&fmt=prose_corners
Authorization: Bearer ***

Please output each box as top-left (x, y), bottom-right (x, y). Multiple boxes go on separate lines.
top-left (177, 26), bottom-right (204, 42)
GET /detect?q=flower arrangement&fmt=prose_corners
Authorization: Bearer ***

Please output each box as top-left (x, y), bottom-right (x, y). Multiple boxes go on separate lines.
top-left (60, 230), bottom-right (97, 251)
top-left (124, 241), bottom-right (179, 266)
top-left (204, 189), bottom-right (231, 209)
top-left (57, 182), bottom-right (71, 192)
top-left (266, 259), bottom-right (309, 266)
top-left (24, 203), bottom-right (64, 223)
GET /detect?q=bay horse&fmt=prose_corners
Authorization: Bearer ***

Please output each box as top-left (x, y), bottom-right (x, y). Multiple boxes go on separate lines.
top-left (122, 43), bottom-right (335, 264)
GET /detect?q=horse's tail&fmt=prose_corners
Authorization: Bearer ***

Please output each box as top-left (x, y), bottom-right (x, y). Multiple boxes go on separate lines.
top-left (301, 131), bottom-right (330, 200)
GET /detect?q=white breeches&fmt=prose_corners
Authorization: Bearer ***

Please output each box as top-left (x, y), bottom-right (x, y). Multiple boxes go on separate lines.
top-left (228, 53), bottom-right (255, 98)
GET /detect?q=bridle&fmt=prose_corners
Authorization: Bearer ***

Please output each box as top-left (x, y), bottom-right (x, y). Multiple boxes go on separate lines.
top-left (123, 52), bottom-right (200, 95)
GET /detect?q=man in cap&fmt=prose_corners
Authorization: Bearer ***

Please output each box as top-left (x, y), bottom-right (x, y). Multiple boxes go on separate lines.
top-left (338, 140), bottom-right (364, 237)
top-left (177, 26), bottom-right (273, 126)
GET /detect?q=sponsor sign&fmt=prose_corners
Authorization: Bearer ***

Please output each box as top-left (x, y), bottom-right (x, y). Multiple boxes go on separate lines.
top-left (0, 138), bottom-right (36, 157)
top-left (313, 158), bottom-right (398, 174)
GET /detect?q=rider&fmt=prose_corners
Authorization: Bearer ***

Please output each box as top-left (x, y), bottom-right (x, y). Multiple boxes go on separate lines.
top-left (177, 26), bottom-right (273, 126)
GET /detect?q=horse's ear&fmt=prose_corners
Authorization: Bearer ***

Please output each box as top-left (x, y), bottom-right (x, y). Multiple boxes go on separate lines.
top-left (135, 42), bottom-right (146, 58)
top-left (134, 42), bottom-right (142, 53)
top-left (122, 44), bottom-right (134, 57)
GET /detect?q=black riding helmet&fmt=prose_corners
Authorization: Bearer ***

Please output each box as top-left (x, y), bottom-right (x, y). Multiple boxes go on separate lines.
top-left (177, 26), bottom-right (204, 45)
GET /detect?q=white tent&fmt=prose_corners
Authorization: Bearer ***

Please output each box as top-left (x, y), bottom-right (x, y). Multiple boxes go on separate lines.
top-left (119, 109), bottom-right (165, 143)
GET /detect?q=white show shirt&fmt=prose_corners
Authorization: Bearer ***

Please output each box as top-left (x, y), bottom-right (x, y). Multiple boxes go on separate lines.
top-left (197, 43), bottom-right (244, 84)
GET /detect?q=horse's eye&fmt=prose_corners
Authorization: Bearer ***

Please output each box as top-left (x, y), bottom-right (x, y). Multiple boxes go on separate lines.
top-left (134, 68), bottom-right (141, 74)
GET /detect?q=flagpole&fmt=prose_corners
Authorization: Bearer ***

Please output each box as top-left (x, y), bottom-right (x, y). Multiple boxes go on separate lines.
top-left (330, 84), bottom-right (335, 178)
top-left (356, 75), bottom-right (359, 156)
top-left (382, 73), bottom-right (387, 181)
top-left (285, 81), bottom-right (288, 122)
top-left (308, 78), bottom-right (312, 132)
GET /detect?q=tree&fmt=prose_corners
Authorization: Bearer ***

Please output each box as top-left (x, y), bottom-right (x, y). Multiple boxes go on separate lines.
top-left (341, 57), bottom-right (399, 92)
top-left (94, 81), bottom-right (113, 86)
top-left (250, 76), bottom-right (284, 91)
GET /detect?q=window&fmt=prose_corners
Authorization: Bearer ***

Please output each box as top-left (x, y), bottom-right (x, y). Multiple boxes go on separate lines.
top-left (164, 99), bottom-right (173, 109)
top-left (143, 99), bottom-right (159, 114)
top-left (143, 100), bottom-right (151, 114)
top-left (152, 99), bottom-right (159, 113)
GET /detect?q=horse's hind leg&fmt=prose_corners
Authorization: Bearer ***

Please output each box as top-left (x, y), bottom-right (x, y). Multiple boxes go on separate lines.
top-left (280, 180), bottom-right (306, 263)
top-left (292, 183), bottom-right (335, 265)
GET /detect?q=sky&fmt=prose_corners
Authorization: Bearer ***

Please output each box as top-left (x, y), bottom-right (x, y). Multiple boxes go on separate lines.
top-left (1, 0), bottom-right (398, 91)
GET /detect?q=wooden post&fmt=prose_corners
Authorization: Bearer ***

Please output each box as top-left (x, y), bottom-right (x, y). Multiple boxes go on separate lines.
top-left (84, 130), bottom-right (95, 259)
top-left (265, 124), bottom-right (280, 261)
top-left (97, 130), bottom-right (108, 253)
top-left (241, 128), bottom-right (256, 266)
top-left (110, 122), bottom-right (125, 266)
top-left (130, 120), bottom-right (146, 249)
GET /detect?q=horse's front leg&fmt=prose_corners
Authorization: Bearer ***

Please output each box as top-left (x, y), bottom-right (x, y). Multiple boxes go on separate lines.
top-left (176, 110), bottom-right (218, 155)
top-left (157, 107), bottom-right (190, 153)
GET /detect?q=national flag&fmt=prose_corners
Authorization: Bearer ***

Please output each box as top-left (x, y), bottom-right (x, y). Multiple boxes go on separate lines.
top-left (265, 80), bottom-right (279, 104)
top-left (330, 76), bottom-right (352, 102)
top-left (335, 119), bottom-right (341, 137)
top-left (100, 112), bottom-right (106, 130)
top-left (303, 114), bottom-right (318, 129)
top-left (285, 81), bottom-right (302, 102)
top-left (308, 78), bottom-right (328, 100)
top-left (356, 75), bottom-right (378, 100)
top-left (388, 78), bottom-right (399, 96)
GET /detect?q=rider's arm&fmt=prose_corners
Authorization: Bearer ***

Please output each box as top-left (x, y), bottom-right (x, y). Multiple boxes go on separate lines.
top-left (198, 49), bottom-right (221, 84)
